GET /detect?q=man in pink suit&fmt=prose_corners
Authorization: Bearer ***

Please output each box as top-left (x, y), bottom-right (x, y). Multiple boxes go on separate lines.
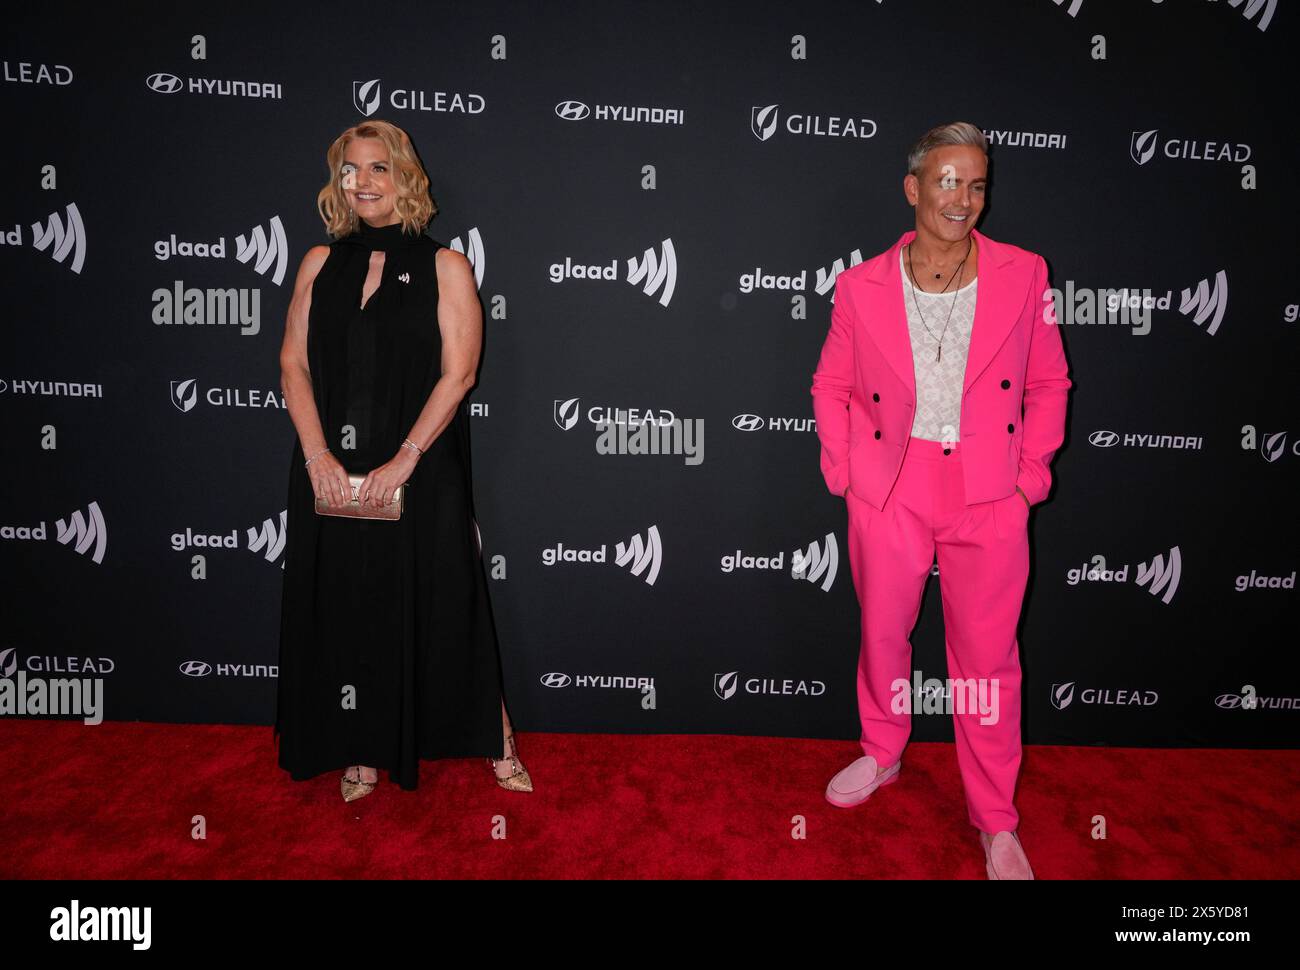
top-left (810, 122), bottom-right (1070, 879)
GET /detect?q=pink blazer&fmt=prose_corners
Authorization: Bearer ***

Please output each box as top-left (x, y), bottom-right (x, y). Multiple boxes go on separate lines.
top-left (811, 227), bottom-right (1070, 509)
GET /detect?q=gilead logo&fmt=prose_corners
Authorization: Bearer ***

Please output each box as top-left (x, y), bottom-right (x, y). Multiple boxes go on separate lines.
top-left (714, 671), bottom-right (826, 700)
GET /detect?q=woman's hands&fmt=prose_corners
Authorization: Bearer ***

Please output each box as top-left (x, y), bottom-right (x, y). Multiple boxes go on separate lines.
top-left (358, 447), bottom-right (419, 509)
top-left (307, 451), bottom-right (353, 509)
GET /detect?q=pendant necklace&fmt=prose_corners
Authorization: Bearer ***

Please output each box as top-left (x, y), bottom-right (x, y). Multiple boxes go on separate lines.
top-left (906, 237), bottom-right (972, 362)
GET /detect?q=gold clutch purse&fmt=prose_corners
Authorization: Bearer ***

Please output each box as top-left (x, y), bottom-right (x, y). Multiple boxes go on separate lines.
top-left (314, 473), bottom-right (405, 521)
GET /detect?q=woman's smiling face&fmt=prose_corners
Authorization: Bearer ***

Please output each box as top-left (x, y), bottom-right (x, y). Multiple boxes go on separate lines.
top-left (340, 137), bottom-right (399, 227)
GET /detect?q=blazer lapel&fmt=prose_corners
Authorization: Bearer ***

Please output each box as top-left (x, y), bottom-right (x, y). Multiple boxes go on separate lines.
top-left (859, 226), bottom-right (1019, 402)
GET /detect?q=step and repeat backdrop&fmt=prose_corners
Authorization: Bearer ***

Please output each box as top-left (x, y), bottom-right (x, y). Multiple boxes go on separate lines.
top-left (3, 1), bottom-right (1296, 748)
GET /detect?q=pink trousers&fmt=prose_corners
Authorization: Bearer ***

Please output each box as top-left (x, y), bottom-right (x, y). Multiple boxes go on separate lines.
top-left (845, 436), bottom-right (1029, 833)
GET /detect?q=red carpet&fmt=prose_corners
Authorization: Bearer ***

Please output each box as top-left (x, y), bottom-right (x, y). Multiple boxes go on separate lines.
top-left (2, 722), bottom-right (1296, 879)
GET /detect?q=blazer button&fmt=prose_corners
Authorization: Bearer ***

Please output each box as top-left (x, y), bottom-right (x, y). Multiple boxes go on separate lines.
top-left (874, 430), bottom-right (881, 440)
top-left (872, 392), bottom-right (880, 402)
top-left (1007, 423), bottom-right (1015, 433)
top-left (1001, 379), bottom-right (1011, 389)
top-left (943, 448), bottom-right (951, 455)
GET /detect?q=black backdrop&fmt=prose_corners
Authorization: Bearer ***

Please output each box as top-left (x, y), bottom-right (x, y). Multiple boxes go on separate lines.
top-left (4, 0), bottom-right (1297, 749)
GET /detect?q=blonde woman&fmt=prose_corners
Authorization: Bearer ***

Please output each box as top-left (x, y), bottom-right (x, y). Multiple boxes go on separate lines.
top-left (274, 120), bottom-right (531, 801)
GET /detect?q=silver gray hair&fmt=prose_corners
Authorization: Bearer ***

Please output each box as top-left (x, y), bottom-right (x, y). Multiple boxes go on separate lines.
top-left (907, 122), bottom-right (988, 176)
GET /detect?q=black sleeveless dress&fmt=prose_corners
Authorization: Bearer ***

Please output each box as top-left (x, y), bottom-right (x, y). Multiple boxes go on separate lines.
top-left (274, 218), bottom-right (505, 791)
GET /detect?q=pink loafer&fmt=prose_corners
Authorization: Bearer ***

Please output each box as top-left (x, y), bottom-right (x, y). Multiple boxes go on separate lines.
top-left (825, 755), bottom-right (901, 808)
top-left (979, 829), bottom-right (1034, 880)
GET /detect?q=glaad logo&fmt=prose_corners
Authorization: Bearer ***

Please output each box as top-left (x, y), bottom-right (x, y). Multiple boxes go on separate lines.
top-left (169, 378), bottom-right (286, 412)
top-left (750, 104), bottom-right (877, 142)
top-left (1129, 129), bottom-right (1252, 167)
top-left (1051, 0), bottom-right (1084, 17)
top-left (732, 413), bottom-right (816, 433)
top-left (147, 71), bottom-right (281, 100)
top-left (1136, 548), bottom-right (1181, 604)
top-left (246, 511), bottom-right (288, 568)
top-left (352, 78), bottom-right (485, 117)
top-left (549, 239), bottom-right (677, 307)
top-left (616, 527), bottom-right (662, 585)
top-left (171, 511), bottom-right (288, 567)
top-left (154, 217), bottom-right (288, 286)
top-left (1051, 681), bottom-right (1159, 710)
top-left (553, 398), bottom-right (677, 432)
top-left (554, 99), bottom-right (685, 125)
top-left (816, 248), bottom-right (864, 300)
top-left (793, 534), bottom-right (839, 591)
top-left (236, 216), bottom-right (288, 286)
top-left (1178, 270), bottom-right (1228, 336)
top-left (56, 502), bottom-right (107, 564)
top-left (629, 241), bottom-right (678, 307)
top-left (1234, 569), bottom-right (1295, 592)
top-left (448, 227), bottom-right (486, 288)
top-left (713, 670), bottom-right (826, 701)
top-left (1224, 0), bottom-right (1276, 32)
top-left (1066, 549), bottom-right (1181, 604)
top-left (1087, 429), bottom-right (1204, 450)
top-left (541, 526), bottom-right (663, 585)
top-left (719, 533), bottom-right (838, 591)
top-left (2, 504), bottom-right (107, 565)
top-left (12, 203), bottom-right (87, 274)
top-left (1085, 270), bottom-right (1227, 336)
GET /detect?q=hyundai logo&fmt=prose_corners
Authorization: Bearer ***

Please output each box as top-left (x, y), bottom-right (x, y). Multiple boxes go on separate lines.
top-left (1089, 430), bottom-right (1119, 447)
top-left (540, 672), bottom-right (571, 688)
top-left (555, 100), bottom-right (590, 121)
top-left (732, 414), bottom-right (764, 432)
top-left (1215, 694), bottom-right (1244, 709)
top-left (180, 661), bottom-right (212, 677)
top-left (147, 73), bottom-right (184, 94)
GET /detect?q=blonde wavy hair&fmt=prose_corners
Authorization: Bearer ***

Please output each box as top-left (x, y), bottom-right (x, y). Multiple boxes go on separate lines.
top-left (316, 120), bottom-right (437, 239)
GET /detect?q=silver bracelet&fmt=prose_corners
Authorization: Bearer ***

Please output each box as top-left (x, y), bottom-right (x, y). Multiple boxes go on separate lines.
top-left (402, 438), bottom-right (424, 457)
top-left (304, 446), bottom-right (330, 468)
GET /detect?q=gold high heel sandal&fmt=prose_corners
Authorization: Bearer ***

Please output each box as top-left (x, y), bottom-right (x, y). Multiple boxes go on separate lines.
top-left (341, 765), bottom-right (378, 803)
top-left (488, 733), bottom-right (533, 792)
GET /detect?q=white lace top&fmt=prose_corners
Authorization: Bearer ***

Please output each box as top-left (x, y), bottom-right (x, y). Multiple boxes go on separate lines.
top-left (900, 247), bottom-right (977, 443)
